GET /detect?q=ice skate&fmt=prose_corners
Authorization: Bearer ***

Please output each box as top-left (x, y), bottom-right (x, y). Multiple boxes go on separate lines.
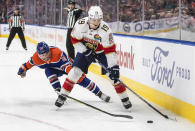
top-left (55, 94), bottom-right (67, 108)
top-left (97, 91), bottom-right (110, 102)
top-left (121, 97), bottom-right (132, 109)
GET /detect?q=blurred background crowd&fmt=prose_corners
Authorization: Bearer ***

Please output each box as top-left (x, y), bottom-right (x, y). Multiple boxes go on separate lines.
top-left (1, 0), bottom-right (194, 24)
top-left (0, 0), bottom-right (195, 41)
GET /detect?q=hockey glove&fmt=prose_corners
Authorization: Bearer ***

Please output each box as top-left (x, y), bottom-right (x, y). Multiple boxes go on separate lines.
top-left (17, 67), bottom-right (27, 78)
top-left (108, 65), bottom-right (120, 80)
top-left (83, 49), bottom-right (96, 63)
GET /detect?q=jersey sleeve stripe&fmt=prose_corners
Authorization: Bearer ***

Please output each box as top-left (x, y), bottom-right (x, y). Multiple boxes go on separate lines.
top-left (65, 65), bottom-right (72, 73)
top-left (71, 35), bottom-right (83, 45)
top-left (29, 58), bottom-right (35, 65)
top-left (77, 73), bottom-right (86, 83)
top-left (25, 61), bottom-right (34, 70)
top-left (67, 56), bottom-right (73, 64)
top-left (103, 44), bottom-right (116, 54)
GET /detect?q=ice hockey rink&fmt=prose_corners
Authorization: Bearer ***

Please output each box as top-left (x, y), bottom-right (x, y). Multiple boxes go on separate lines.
top-left (0, 38), bottom-right (194, 131)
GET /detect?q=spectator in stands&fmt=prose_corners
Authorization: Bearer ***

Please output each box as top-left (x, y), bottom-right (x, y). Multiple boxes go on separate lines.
top-left (165, 0), bottom-right (177, 11)
top-left (173, 8), bottom-right (179, 17)
top-left (1, 0), bottom-right (195, 27)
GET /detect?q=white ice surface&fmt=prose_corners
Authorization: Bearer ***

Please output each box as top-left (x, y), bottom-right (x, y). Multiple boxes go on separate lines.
top-left (0, 38), bottom-right (194, 131)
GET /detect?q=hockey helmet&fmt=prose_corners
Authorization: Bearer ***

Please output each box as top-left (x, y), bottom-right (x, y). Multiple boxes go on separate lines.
top-left (14, 7), bottom-right (20, 11)
top-left (37, 41), bottom-right (49, 55)
top-left (88, 6), bottom-right (103, 19)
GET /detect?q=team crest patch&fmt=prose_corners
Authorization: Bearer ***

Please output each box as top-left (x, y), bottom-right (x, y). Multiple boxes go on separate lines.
top-left (94, 34), bottom-right (101, 42)
top-left (109, 33), bottom-right (114, 44)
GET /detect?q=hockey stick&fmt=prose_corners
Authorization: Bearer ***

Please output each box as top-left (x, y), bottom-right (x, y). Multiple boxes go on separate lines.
top-left (120, 81), bottom-right (176, 120)
top-left (98, 62), bottom-right (176, 120)
top-left (63, 94), bottom-right (133, 119)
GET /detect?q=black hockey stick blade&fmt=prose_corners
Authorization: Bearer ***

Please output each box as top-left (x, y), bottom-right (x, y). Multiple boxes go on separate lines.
top-left (121, 81), bottom-right (177, 120)
top-left (97, 61), bottom-right (176, 120)
top-left (63, 94), bottom-right (133, 119)
top-left (111, 114), bottom-right (133, 119)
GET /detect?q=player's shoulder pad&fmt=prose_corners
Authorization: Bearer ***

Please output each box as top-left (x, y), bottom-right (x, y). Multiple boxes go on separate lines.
top-left (50, 46), bottom-right (62, 55)
top-left (72, 17), bottom-right (88, 38)
top-left (50, 46), bottom-right (63, 62)
top-left (74, 17), bottom-right (88, 29)
top-left (100, 20), bottom-right (112, 33)
top-left (31, 52), bottom-right (44, 65)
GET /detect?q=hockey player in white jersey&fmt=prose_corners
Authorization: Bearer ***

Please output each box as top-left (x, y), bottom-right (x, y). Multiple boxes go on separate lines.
top-left (55, 6), bottom-right (132, 109)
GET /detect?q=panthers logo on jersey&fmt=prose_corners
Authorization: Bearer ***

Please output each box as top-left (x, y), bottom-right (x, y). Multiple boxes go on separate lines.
top-left (94, 34), bottom-right (102, 42)
top-left (83, 37), bottom-right (99, 51)
top-left (85, 42), bottom-right (97, 50)
top-left (109, 33), bottom-right (114, 44)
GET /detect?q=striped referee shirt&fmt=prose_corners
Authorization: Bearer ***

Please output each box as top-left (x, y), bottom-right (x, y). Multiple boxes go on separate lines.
top-left (66, 8), bottom-right (82, 28)
top-left (8, 14), bottom-right (25, 29)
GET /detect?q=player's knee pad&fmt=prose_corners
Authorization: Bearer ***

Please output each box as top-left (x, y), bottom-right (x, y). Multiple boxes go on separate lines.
top-left (68, 67), bottom-right (83, 83)
top-left (72, 52), bottom-right (92, 74)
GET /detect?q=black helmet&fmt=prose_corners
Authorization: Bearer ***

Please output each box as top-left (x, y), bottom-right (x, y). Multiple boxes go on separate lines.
top-left (14, 7), bottom-right (20, 11)
top-left (68, 0), bottom-right (76, 5)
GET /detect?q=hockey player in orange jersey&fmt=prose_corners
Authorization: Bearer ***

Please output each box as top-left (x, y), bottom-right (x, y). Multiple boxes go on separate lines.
top-left (17, 42), bottom-right (110, 107)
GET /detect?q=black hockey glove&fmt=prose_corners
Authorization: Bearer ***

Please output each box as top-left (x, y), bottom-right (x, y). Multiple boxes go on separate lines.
top-left (83, 49), bottom-right (96, 63)
top-left (108, 65), bottom-right (120, 80)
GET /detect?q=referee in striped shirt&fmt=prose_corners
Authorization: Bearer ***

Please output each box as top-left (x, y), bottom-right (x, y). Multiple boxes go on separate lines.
top-left (6, 7), bottom-right (27, 51)
top-left (64, 0), bottom-right (83, 59)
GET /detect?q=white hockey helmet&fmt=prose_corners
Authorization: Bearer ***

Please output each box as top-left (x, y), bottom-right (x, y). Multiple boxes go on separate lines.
top-left (88, 6), bottom-right (103, 19)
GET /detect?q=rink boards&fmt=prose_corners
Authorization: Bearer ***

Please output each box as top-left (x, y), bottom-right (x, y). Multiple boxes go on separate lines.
top-left (0, 24), bottom-right (195, 123)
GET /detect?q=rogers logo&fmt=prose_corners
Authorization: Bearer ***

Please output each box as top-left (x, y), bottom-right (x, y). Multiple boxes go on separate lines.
top-left (116, 44), bottom-right (134, 70)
